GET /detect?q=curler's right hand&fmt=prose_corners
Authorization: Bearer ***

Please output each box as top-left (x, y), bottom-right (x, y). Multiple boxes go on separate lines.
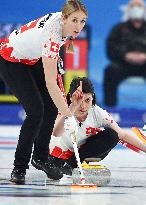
top-left (71, 81), bottom-right (84, 107)
top-left (64, 116), bottom-right (78, 134)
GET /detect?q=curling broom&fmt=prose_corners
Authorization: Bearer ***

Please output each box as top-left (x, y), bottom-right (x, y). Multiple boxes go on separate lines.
top-left (57, 74), bottom-right (96, 188)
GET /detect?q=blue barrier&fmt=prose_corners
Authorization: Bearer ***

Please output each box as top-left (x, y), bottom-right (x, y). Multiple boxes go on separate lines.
top-left (0, 104), bottom-right (25, 125)
top-left (0, 104), bottom-right (146, 127)
top-left (106, 107), bottom-right (146, 127)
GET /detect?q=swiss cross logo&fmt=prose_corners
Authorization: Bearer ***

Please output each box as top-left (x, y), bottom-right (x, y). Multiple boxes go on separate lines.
top-left (86, 127), bottom-right (101, 135)
top-left (50, 42), bottom-right (60, 53)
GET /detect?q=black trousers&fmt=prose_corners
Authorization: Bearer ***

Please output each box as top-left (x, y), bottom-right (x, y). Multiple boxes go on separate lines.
top-left (0, 57), bottom-right (58, 169)
top-left (67, 128), bottom-right (119, 168)
top-left (103, 62), bottom-right (146, 106)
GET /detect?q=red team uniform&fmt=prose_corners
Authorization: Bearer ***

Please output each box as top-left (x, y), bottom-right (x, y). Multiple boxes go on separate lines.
top-left (0, 12), bottom-right (66, 65)
top-left (0, 12), bottom-right (70, 181)
top-left (49, 105), bottom-right (116, 159)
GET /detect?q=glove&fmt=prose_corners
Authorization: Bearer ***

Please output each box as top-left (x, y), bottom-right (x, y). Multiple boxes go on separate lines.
top-left (64, 116), bottom-right (78, 134)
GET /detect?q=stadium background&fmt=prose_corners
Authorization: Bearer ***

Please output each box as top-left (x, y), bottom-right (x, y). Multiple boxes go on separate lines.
top-left (0, 0), bottom-right (146, 127)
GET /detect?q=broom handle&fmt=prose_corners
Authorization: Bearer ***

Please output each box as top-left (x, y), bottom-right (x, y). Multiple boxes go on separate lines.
top-left (71, 131), bottom-right (85, 184)
top-left (57, 74), bottom-right (67, 102)
top-left (57, 74), bottom-right (85, 184)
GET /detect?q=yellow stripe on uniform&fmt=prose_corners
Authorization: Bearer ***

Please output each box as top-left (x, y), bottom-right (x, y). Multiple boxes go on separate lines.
top-left (0, 95), bottom-right (19, 103)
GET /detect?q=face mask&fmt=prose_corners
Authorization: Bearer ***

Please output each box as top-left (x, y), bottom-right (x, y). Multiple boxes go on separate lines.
top-left (128, 6), bottom-right (145, 20)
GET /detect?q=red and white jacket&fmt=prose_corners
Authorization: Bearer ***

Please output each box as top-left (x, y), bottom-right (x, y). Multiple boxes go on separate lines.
top-left (0, 12), bottom-right (66, 65)
top-left (49, 105), bottom-right (116, 159)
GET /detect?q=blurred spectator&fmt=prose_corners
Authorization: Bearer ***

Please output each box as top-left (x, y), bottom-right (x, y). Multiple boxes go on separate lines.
top-left (103, 0), bottom-right (146, 106)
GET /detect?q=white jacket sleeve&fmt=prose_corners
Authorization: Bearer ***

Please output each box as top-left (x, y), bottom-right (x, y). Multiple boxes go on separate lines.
top-left (93, 105), bottom-right (116, 128)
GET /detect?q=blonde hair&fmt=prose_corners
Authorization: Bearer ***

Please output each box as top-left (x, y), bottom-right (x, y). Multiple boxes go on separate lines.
top-left (62, 0), bottom-right (88, 53)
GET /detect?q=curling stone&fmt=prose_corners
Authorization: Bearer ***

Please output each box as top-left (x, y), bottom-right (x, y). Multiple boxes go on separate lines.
top-left (72, 158), bottom-right (111, 186)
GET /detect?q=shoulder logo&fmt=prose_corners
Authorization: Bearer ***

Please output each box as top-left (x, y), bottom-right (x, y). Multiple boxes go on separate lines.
top-left (50, 42), bottom-right (60, 53)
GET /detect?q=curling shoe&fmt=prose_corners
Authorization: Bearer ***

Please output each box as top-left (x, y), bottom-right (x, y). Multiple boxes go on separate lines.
top-left (10, 168), bottom-right (26, 185)
top-left (31, 157), bottom-right (63, 180)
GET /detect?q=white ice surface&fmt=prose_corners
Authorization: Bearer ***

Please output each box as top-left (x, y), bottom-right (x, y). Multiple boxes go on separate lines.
top-left (0, 126), bottom-right (146, 205)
